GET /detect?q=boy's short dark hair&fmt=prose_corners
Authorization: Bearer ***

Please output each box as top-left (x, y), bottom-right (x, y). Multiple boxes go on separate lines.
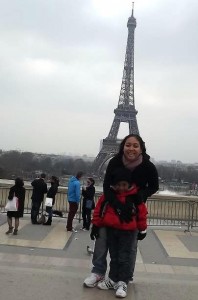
top-left (111, 168), bottom-right (131, 185)
top-left (41, 173), bottom-right (46, 179)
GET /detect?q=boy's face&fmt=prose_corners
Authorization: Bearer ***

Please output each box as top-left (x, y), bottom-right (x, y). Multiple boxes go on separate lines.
top-left (114, 181), bottom-right (130, 193)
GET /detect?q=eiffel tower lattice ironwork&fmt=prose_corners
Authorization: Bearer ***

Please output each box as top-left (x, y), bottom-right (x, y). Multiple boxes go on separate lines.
top-left (92, 4), bottom-right (139, 175)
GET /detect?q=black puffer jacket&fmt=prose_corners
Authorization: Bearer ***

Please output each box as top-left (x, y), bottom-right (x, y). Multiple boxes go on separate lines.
top-left (47, 182), bottom-right (59, 206)
top-left (8, 185), bottom-right (26, 217)
top-left (103, 154), bottom-right (159, 202)
top-left (82, 184), bottom-right (95, 210)
top-left (31, 178), bottom-right (47, 203)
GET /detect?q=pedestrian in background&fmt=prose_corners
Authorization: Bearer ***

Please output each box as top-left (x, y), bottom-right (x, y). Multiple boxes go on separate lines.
top-left (81, 177), bottom-right (95, 231)
top-left (5, 177), bottom-right (26, 235)
top-left (43, 176), bottom-right (59, 226)
top-left (66, 171), bottom-right (83, 232)
top-left (31, 173), bottom-right (47, 224)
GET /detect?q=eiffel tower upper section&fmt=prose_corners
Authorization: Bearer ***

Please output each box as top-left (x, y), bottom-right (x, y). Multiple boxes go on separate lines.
top-left (108, 4), bottom-right (139, 140)
top-left (92, 4), bottom-right (139, 175)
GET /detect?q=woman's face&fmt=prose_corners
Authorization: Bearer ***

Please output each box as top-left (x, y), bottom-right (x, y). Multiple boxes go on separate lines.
top-left (87, 180), bottom-right (91, 186)
top-left (123, 136), bottom-right (142, 161)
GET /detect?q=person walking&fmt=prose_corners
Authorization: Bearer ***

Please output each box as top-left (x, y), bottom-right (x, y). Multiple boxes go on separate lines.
top-left (66, 171), bottom-right (83, 232)
top-left (5, 178), bottom-right (26, 235)
top-left (81, 177), bottom-right (95, 231)
top-left (43, 176), bottom-right (59, 226)
top-left (31, 173), bottom-right (47, 224)
top-left (90, 168), bottom-right (147, 298)
top-left (84, 134), bottom-right (159, 287)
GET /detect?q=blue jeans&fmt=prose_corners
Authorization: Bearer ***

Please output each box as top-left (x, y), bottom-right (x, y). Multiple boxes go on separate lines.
top-left (92, 227), bottom-right (108, 275)
top-left (129, 231), bottom-right (138, 279)
top-left (92, 227), bottom-right (138, 279)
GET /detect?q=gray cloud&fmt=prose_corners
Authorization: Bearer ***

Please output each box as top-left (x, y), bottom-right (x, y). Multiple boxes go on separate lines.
top-left (0, 0), bottom-right (197, 163)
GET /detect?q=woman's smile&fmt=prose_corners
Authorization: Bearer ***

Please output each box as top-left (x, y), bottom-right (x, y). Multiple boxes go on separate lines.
top-left (123, 137), bottom-right (142, 161)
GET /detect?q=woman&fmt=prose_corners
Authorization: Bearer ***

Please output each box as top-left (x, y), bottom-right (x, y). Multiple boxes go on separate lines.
top-left (5, 177), bottom-right (26, 235)
top-left (81, 178), bottom-right (95, 231)
top-left (84, 134), bottom-right (159, 288)
top-left (43, 176), bottom-right (59, 226)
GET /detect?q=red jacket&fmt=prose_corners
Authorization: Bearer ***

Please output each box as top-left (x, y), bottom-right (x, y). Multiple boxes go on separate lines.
top-left (92, 186), bottom-right (147, 231)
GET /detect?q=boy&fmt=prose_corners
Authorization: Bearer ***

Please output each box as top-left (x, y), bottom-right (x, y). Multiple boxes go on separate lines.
top-left (90, 168), bottom-right (147, 298)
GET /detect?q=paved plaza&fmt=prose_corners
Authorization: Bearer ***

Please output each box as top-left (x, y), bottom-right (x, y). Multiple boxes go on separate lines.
top-left (0, 214), bottom-right (198, 300)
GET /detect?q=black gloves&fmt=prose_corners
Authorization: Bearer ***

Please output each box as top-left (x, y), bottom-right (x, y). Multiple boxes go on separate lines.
top-left (102, 189), bottom-right (132, 223)
top-left (137, 230), bottom-right (147, 240)
top-left (90, 225), bottom-right (99, 240)
top-left (132, 190), bottom-right (145, 205)
top-left (125, 195), bottom-right (137, 214)
top-left (113, 201), bottom-right (133, 223)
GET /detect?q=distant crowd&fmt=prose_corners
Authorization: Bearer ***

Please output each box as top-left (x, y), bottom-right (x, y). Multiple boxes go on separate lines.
top-left (5, 171), bottom-right (96, 233)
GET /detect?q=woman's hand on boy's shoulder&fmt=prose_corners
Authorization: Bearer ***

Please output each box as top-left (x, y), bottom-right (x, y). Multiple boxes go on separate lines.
top-left (132, 191), bottom-right (145, 205)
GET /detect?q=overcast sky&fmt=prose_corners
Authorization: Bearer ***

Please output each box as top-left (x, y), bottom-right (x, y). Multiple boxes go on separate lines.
top-left (0, 0), bottom-right (197, 163)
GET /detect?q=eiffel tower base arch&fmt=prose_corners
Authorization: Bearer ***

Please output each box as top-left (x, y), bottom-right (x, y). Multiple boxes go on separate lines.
top-left (91, 139), bottom-right (122, 176)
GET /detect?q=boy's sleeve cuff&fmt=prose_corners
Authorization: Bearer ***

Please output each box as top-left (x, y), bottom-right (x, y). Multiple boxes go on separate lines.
top-left (140, 230), bottom-right (147, 234)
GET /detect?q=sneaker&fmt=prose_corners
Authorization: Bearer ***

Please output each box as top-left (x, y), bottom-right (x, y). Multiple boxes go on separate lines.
top-left (97, 277), bottom-right (116, 290)
top-left (128, 276), bottom-right (133, 284)
top-left (84, 273), bottom-right (104, 288)
top-left (67, 228), bottom-right (77, 233)
top-left (5, 227), bottom-right (13, 234)
top-left (83, 228), bottom-right (88, 231)
top-left (115, 281), bottom-right (127, 298)
top-left (87, 246), bottom-right (94, 254)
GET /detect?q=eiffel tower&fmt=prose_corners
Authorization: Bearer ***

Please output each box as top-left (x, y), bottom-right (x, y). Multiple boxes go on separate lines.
top-left (92, 3), bottom-right (139, 176)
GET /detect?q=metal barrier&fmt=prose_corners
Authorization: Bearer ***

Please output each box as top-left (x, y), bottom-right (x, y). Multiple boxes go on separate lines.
top-left (0, 187), bottom-right (198, 230)
top-left (146, 196), bottom-right (198, 230)
top-left (0, 187), bottom-right (85, 223)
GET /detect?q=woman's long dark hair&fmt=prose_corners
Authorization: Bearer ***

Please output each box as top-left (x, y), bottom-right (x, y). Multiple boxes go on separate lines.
top-left (51, 176), bottom-right (59, 186)
top-left (116, 134), bottom-right (148, 158)
top-left (88, 177), bottom-right (95, 185)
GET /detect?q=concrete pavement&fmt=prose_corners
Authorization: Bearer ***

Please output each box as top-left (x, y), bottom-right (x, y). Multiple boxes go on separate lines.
top-left (0, 214), bottom-right (198, 300)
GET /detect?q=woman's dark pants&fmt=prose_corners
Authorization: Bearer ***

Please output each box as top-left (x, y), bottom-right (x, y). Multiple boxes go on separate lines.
top-left (82, 207), bottom-right (92, 230)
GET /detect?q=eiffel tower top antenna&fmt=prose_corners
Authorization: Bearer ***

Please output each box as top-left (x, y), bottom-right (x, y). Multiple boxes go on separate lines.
top-left (132, 1), bottom-right (134, 17)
